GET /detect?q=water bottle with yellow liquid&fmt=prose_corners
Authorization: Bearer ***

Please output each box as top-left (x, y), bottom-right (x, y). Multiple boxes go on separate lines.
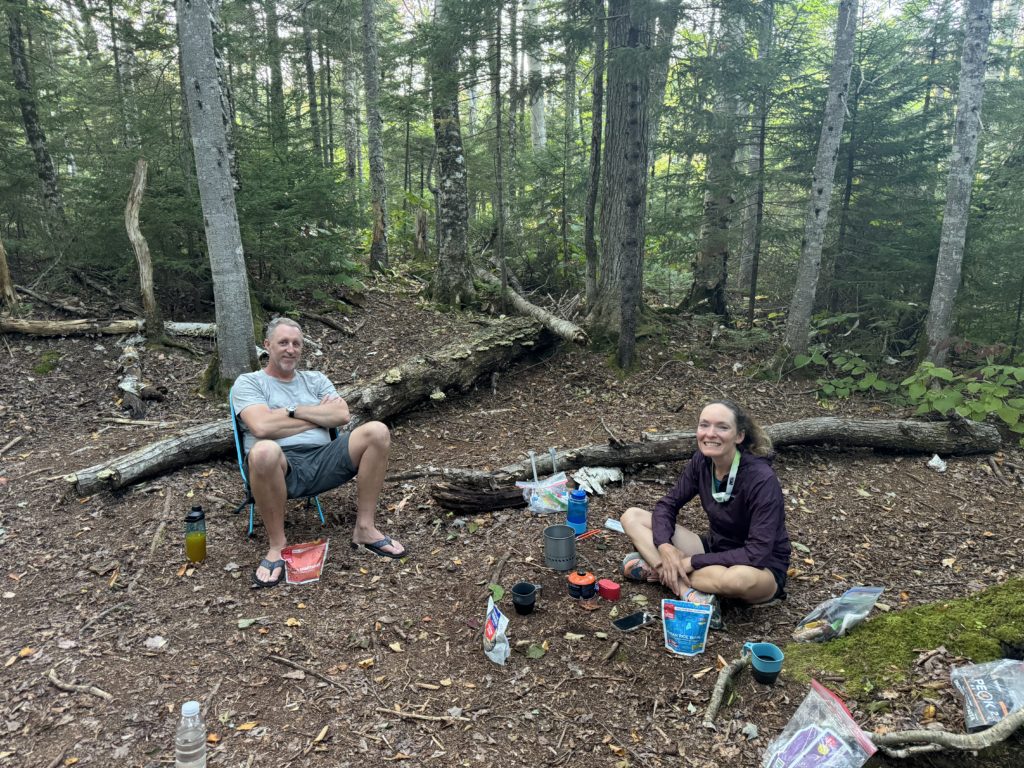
top-left (184, 505), bottom-right (206, 563)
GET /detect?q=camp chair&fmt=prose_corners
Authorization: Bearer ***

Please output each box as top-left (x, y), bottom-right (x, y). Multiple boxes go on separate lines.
top-left (229, 392), bottom-right (329, 537)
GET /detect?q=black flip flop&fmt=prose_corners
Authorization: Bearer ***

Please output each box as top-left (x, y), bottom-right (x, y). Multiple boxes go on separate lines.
top-left (251, 558), bottom-right (285, 588)
top-left (351, 537), bottom-right (408, 560)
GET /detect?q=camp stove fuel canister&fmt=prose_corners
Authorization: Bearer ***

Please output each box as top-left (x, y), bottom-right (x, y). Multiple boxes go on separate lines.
top-left (567, 570), bottom-right (597, 599)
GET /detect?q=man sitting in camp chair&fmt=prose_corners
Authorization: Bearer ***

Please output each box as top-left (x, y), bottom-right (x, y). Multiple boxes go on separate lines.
top-left (231, 317), bottom-right (407, 588)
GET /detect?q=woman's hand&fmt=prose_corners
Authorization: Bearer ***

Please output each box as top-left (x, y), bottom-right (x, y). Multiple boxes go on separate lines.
top-left (656, 544), bottom-right (692, 596)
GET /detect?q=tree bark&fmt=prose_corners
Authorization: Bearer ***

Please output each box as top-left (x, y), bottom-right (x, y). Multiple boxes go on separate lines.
top-left (124, 159), bottom-right (162, 341)
top-left (682, 0), bottom-right (744, 316)
top-left (0, 318), bottom-right (218, 336)
top-left (425, 417), bottom-right (1002, 508)
top-left (341, 24), bottom-right (360, 184)
top-left (924, 0), bottom-right (993, 365)
top-left (583, 0), bottom-right (605, 308)
top-left (362, 0), bottom-right (389, 271)
top-left (65, 316), bottom-right (550, 494)
top-left (0, 236), bottom-right (17, 309)
top-left (7, 0), bottom-right (64, 217)
top-left (301, 5), bottom-right (322, 162)
top-left (177, 0), bottom-right (258, 382)
top-left (428, 0), bottom-right (475, 307)
top-left (264, 0), bottom-right (288, 148)
top-left (475, 268), bottom-right (587, 344)
top-left (590, 0), bottom-right (650, 338)
top-left (783, 0), bottom-right (858, 355)
top-left (524, 0), bottom-right (546, 149)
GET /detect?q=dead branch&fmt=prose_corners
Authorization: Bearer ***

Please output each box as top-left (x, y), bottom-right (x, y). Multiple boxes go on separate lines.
top-left (267, 654), bottom-right (352, 694)
top-left (476, 268), bottom-right (588, 344)
top-left (603, 640), bottom-right (621, 662)
top-left (45, 667), bottom-right (113, 700)
top-left (0, 435), bottom-right (24, 457)
top-left (125, 158), bottom-right (161, 338)
top-left (300, 310), bottom-right (355, 336)
top-left (870, 706), bottom-right (1024, 753)
top-left (703, 654), bottom-right (750, 728)
top-left (14, 284), bottom-right (92, 316)
top-left (374, 706), bottom-right (470, 724)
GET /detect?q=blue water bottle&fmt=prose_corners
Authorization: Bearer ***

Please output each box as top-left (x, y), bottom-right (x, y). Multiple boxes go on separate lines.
top-left (567, 489), bottom-right (588, 536)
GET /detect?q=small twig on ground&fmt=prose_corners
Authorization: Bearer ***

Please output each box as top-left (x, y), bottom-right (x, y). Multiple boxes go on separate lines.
top-left (127, 493), bottom-right (172, 595)
top-left (267, 654), bottom-right (352, 694)
top-left (599, 416), bottom-right (624, 447)
top-left (0, 435), bottom-right (24, 456)
top-left (79, 603), bottom-right (131, 635)
top-left (603, 641), bottom-right (621, 662)
top-left (703, 653), bottom-right (750, 729)
top-left (987, 456), bottom-right (1009, 485)
top-left (45, 668), bottom-right (113, 700)
top-left (487, 549), bottom-right (512, 591)
top-left (602, 727), bottom-right (650, 767)
top-left (44, 754), bottom-right (65, 768)
top-left (373, 706), bottom-right (470, 723)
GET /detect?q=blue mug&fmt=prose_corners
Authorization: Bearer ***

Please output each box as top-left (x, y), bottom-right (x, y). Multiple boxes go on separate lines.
top-left (744, 641), bottom-right (784, 685)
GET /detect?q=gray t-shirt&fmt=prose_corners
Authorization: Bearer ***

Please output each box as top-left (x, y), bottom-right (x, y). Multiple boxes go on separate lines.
top-left (231, 369), bottom-right (339, 452)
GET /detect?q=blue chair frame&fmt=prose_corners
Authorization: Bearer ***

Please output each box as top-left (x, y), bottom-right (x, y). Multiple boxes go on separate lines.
top-left (229, 392), bottom-right (328, 537)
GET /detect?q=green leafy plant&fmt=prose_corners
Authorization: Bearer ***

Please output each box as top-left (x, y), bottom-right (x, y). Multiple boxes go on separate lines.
top-left (901, 362), bottom-right (1024, 441)
top-left (792, 348), bottom-right (896, 400)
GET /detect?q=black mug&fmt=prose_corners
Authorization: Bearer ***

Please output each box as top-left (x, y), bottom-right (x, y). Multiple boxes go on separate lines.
top-left (511, 582), bottom-right (541, 615)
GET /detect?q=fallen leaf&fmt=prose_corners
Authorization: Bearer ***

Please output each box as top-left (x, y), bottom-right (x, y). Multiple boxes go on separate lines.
top-left (792, 541), bottom-right (811, 554)
top-left (451, 558), bottom-right (462, 566)
top-left (357, 657), bottom-right (374, 669)
top-left (314, 725), bottom-right (329, 743)
top-left (63, 759), bottom-right (79, 766)
top-left (856, 488), bottom-right (872, 497)
top-left (439, 678), bottom-right (452, 687)
top-left (282, 669), bottom-right (305, 680)
top-left (487, 584), bottom-right (504, 601)
top-left (176, 564), bottom-right (187, 577)
top-left (237, 721), bottom-right (259, 731)
top-left (941, 557), bottom-right (956, 568)
top-left (564, 632), bottom-right (584, 641)
top-left (206, 733), bottom-right (221, 744)
top-left (716, 654), bottom-right (728, 670)
top-left (285, 617), bottom-right (301, 627)
top-left (922, 704), bottom-right (936, 721)
top-left (416, 682), bottom-right (440, 690)
top-left (237, 618), bottom-right (262, 629)
top-left (18, 647), bottom-right (34, 658)
top-left (691, 666), bottom-right (714, 679)
top-left (388, 642), bottom-right (403, 653)
top-left (525, 644), bottom-right (546, 659)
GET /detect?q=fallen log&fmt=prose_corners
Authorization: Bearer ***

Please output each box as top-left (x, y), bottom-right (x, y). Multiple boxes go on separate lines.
top-left (0, 317), bottom-right (218, 337)
top-left (476, 268), bottom-right (588, 345)
top-left (66, 316), bottom-right (548, 494)
top-left (426, 417), bottom-right (1002, 510)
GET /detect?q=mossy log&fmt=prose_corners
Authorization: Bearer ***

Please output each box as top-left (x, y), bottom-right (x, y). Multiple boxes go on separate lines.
top-left (65, 316), bottom-right (548, 494)
top-left (0, 317), bottom-right (217, 337)
top-left (424, 417), bottom-right (1002, 510)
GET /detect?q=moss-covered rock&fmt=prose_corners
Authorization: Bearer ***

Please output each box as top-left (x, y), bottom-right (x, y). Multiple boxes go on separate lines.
top-left (784, 580), bottom-right (1024, 700)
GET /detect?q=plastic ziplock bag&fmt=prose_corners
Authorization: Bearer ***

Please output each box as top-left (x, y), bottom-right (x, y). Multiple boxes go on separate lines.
top-left (793, 586), bottom-right (884, 643)
top-left (951, 658), bottom-right (1024, 731)
top-left (483, 596), bottom-right (510, 665)
top-left (762, 680), bottom-right (877, 768)
top-left (515, 471), bottom-right (569, 514)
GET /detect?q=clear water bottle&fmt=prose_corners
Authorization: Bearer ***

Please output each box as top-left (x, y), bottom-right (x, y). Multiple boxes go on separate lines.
top-left (175, 700), bottom-right (207, 768)
top-left (567, 489), bottom-right (588, 536)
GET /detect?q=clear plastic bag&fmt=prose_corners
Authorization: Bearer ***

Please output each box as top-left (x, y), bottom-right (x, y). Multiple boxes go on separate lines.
top-left (762, 680), bottom-right (877, 768)
top-left (951, 658), bottom-right (1024, 731)
top-left (515, 471), bottom-right (569, 514)
top-left (793, 586), bottom-right (884, 643)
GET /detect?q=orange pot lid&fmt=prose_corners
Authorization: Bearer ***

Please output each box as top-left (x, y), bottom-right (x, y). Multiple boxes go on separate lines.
top-left (567, 570), bottom-right (596, 587)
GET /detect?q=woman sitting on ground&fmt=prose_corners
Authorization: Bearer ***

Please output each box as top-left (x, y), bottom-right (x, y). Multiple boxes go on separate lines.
top-left (621, 399), bottom-right (791, 612)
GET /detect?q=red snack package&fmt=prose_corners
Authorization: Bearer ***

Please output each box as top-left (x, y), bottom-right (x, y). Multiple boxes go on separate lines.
top-left (281, 539), bottom-right (329, 585)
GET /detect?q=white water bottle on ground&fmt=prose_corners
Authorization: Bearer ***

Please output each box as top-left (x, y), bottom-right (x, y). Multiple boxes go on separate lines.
top-left (174, 700), bottom-right (207, 768)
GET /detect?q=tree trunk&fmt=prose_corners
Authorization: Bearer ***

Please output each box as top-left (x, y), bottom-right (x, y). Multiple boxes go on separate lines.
top-left (0, 236), bottom-right (17, 309)
top-left (783, 0), bottom-right (858, 355)
top-left (301, 6), bottom-right (322, 162)
top-left (488, 11), bottom-right (508, 300)
top-left (524, 0), bottom-right (546, 149)
top-left (590, 0), bottom-right (650, 337)
top-left (177, 0), bottom-right (257, 382)
top-left (924, 0), bottom-right (993, 366)
top-left (66, 316), bottom-right (550, 494)
top-left (583, 0), bottom-right (605, 308)
top-left (425, 417), bottom-right (1002, 507)
top-left (682, 0), bottom-right (745, 316)
top-left (264, 0), bottom-right (287, 149)
top-left (7, 0), bottom-right (64, 217)
top-left (428, 0), bottom-right (475, 307)
top-left (124, 159), bottom-right (162, 341)
top-left (341, 26), bottom-right (360, 185)
top-left (829, 63), bottom-right (861, 312)
top-left (646, 0), bottom-right (682, 171)
top-left (363, 0), bottom-right (389, 271)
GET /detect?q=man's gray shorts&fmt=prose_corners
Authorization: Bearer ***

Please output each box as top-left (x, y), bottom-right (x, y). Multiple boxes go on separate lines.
top-left (281, 433), bottom-right (357, 498)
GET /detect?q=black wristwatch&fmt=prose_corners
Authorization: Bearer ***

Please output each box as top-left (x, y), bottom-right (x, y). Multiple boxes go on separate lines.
top-left (287, 404), bottom-right (297, 418)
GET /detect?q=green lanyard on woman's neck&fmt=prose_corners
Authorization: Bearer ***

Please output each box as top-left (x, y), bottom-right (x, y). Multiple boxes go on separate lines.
top-left (711, 451), bottom-right (741, 502)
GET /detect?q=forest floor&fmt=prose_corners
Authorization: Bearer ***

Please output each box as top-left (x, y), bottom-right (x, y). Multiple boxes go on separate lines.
top-left (1, 275), bottom-right (1022, 768)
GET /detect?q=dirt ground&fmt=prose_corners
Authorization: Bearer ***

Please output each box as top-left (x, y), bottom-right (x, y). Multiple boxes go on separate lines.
top-left (1, 278), bottom-right (1022, 767)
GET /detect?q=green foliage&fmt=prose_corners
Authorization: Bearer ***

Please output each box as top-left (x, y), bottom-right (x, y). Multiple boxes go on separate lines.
top-left (901, 362), bottom-right (1024, 441)
top-left (32, 351), bottom-right (62, 375)
top-left (791, 331), bottom-right (897, 400)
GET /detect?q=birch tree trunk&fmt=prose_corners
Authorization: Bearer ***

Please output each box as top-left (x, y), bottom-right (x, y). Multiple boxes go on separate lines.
top-left (428, 0), bottom-right (475, 307)
top-left (783, 0), bottom-right (858, 355)
top-left (924, 0), bottom-right (993, 365)
top-left (177, 0), bottom-right (257, 382)
top-left (124, 159), bottom-right (162, 341)
top-left (264, 0), bottom-right (288, 149)
top-left (7, 0), bottom-right (64, 217)
top-left (583, 0), bottom-right (605, 308)
top-left (683, 0), bottom-right (745, 316)
top-left (0, 236), bottom-right (16, 309)
top-left (524, 0), bottom-right (546, 149)
top-left (301, 5), bottom-right (322, 162)
top-left (590, 0), bottom-right (650, 341)
top-left (362, 0), bottom-right (389, 271)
